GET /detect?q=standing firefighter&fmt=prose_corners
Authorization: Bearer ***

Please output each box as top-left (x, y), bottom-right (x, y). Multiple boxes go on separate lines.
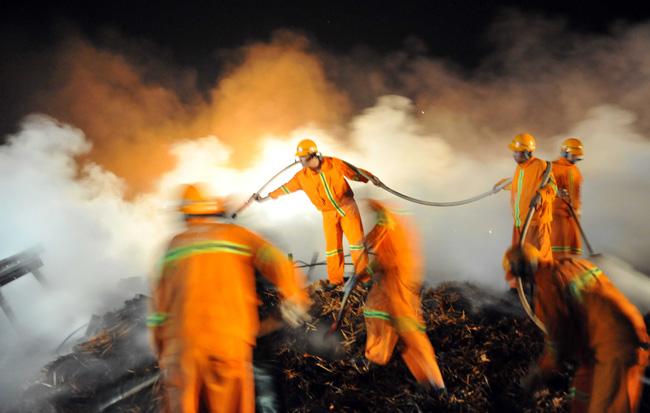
top-left (148, 184), bottom-right (311, 413)
top-left (504, 244), bottom-right (650, 412)
top-left (255, 139), bottom-right (381, 291)
top-left (551, 138), bottom-right (584, 258)
top-left (356, 200), bottom-right (446, 392)
top-left (495, 133), bottom-right (558, 289)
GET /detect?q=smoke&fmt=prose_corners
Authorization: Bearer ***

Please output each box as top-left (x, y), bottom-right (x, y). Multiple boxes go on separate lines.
top-left (2, 9), bottom-right (650, 407)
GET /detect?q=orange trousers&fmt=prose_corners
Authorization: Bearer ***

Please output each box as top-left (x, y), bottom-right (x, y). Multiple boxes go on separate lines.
top-left (551, 214), bottom-right (582, 259)
top-left (159, 338), bottom-right (254, 413)
top-left (509, 223), bottom-right (552, 287)
top-left (322, 202), bottom-right (369, 284)
top-left (570, 346), bottom-right (649, 413)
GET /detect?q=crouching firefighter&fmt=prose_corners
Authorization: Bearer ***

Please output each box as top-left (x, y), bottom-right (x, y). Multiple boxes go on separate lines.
top-left (148, 183), bottom-right (311, 413)
top-left (504, 244), bottom-right (650, 413)
top-left (355, 199), bottom-right (446, 393)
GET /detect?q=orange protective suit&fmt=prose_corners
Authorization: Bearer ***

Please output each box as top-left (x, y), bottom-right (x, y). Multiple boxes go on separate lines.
top-left (534, 257), bottom-right (649, 413)
top-left (268, 156), bottom-right (374, 285)
top-left (551, 157), bottom-right (584, 258)
top-left (360, 201), bottom-right (445, 389)
top-left (148, 218), bottom-right (309, 413)
top-left (500, 156), bottom-right (558, 285)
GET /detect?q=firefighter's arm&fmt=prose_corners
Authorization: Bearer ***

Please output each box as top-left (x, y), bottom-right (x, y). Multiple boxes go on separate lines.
top-left (252, 237), bottom-right (311, 326)
top-left (339, 159), bottom-right (382, 186)
top-left (260, 174), bottom-right (302, 201)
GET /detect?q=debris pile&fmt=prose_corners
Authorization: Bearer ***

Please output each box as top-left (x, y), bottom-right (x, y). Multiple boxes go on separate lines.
top-left (17, 282), bottom-right (650, 412)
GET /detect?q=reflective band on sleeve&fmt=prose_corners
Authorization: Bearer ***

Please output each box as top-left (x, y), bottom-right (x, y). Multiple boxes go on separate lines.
top-left (566, 266), bottom-right (602, 303)
top-left (147, 311), bottom-right (171, 327)
top-left (281, 185), bottom-right (290, 194)
top-left (319, 173), bottom-right (346, 216)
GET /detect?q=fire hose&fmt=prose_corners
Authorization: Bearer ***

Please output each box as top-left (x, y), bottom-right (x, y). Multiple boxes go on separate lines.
top-left (231, 161), bottom-right (300, 219)
top-left (514, 162), bottom-right (553, 334)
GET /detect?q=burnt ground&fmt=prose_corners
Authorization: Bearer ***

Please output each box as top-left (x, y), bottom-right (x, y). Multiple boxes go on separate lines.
top-left (11, 281), bottom-right (650, 413)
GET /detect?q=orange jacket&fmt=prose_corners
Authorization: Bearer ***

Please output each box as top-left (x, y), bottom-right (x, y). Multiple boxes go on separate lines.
top-left (551, 157), bottom-right (583, 218)
top-left (500, 156), bottom-right (558, 226)
top-left (148, 219), bottom-right (309, 353)
top-left (534, 257), bottom-right (649, 374)
top-left (268, 157), bottom-right (374, 215)
top-left (364, 202), bottom-right (423, 322)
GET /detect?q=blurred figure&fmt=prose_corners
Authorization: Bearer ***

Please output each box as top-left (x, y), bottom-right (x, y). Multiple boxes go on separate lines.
top-left (355, 200), bottom-right (445, 392)
top-left (494, 133), bottom-right (558, 289)
top-left (504, 244), bottom-right (650, 412)
top-left (551, 138), bottom-right (584, 259)
top-left (255, 139), bottom-right (381, 291)
top-left (148, 183), bottom-right (311, 413)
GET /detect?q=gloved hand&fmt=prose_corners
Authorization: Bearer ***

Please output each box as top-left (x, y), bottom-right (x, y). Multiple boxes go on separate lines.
top-left (520, 362), bottom-right (544, 396)
top-left (280, 300), bottom-right (311, 327)
top-left (557, 188), bottom-right (570, 199)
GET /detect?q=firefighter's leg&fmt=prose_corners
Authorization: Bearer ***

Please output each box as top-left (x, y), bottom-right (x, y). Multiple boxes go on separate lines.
top-left (569, 364), bottom-right (593, 413)
top-left (340, 202), bottom-right (369, 282)
top-left (202, 340), bottom-right (255, 413)
top-left (396, 317), bottom-right (445, 389)
top-left (322, 210), bottom-right (345, 285)
top-left (160, 345), bottom-right (202, 413)
top-left (551, 215), bottom-right (573, 260)
top-left (364, 285), bottom-right (397, 364)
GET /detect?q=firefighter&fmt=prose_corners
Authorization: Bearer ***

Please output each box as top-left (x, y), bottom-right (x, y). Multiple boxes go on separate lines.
top-left (355, 199), bottom-right (446, 392)
top-left (255, 139), bottom-right (381, 291)
top-left (148, 184), bottom-right (311, 413)
top-left (504, 244), bottom-right (650, 412)
top-left (551, 138), bottom-right (584, 259)
top-left (494, 133), bottom-right (558, 289)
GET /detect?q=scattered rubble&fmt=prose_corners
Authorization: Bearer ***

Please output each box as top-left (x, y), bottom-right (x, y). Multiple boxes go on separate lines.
top-left (15, 281), bottom-right (650, 412)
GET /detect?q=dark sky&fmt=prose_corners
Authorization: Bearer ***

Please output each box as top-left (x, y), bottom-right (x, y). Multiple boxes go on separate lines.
top-left (3, 0), bottom-right (648, 68)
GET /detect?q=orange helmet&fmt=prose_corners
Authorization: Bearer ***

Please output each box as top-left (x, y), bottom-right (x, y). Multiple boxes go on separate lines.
top-left (507, 133), bottom-right (536, 152)
top-left (179, 183), bottom-right (225, 216)
top-left (503, 243), bottom-right (541, 280)
top-left (295, 139), bottom-right (319, 157)
top-left (561, 138), bottom-right (583, 156)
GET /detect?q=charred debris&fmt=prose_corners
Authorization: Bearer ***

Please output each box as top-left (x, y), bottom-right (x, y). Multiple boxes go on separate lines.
top-left (16, 281), bottom-right (650, 413)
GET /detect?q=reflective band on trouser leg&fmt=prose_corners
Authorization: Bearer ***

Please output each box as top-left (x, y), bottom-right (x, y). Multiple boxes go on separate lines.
top-left (364, 309), bottom-right (398, 365)
top-left (147, 311), bottom-right (171, 327)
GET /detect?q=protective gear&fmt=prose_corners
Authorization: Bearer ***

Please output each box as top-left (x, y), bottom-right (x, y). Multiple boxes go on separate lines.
top-left (149, 219), bottom-right (310, 413)
top-left (532, 257), bottom-right (649, 412)
top-left (507, 133), bottom-right (536, 152)
top-left (561, 138), bottom-right (584, 156)
top-left (361, 201), bottom-right (445, 389)
top-left (503, 244), bottom-right (540, 281)
top-left (295, 139), bottom-right (319, 157)
top-left (268, 157), bottom-right (376, 285)
top-left (179, 183), bottom-right (225, 216)
top-left (280, 299), bottom-right (312, 327)
top-left (551, 157), bottom-right (584, 258)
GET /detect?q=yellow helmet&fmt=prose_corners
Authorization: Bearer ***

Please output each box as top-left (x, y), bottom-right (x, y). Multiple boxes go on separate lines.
top-left (507, 133), bottom-right (536, 152)
top-left (561, 138), bottom-right (583, 156)
top-left (503, 243), bottom-right (540, 280)
top-left (179, 183), bottom-right (225, 216)
top-left (295, 139), bottom-right (319, 157)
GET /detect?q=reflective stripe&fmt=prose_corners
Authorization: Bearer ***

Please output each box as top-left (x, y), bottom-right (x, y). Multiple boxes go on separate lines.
top-left (349, 244), bottom-right (365, 251)
top-left (281, 185), bottom-right (290, 194)
top-left (363, 309), bottom-right (391, 321)
top-left (326, 248), bottom-right (344, 257)
top-left (566, 266), bottom-right (602, 303)
top-left (394, 316), bottom-right (426, 333)
top-left (147, 311), bottom-right (171, 327)
top-left (568, 169), bottom-right (575, 206)
top-left (568, 387), bottom-right (590, 401)
top-left (548, 180), bottom-right (558, 195)
top-left (256, 245), bottom-right (278, 264)
top-left (545, 339), bottom-right (559, 354)
top-left (319, 173), bottom-right (345, 216)
top-left (164, 240), bottom-right (252, 265)
top-left (551, 246), bottom-right (583, 254)
top-left (515, 170), bottom-right (524, 227)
